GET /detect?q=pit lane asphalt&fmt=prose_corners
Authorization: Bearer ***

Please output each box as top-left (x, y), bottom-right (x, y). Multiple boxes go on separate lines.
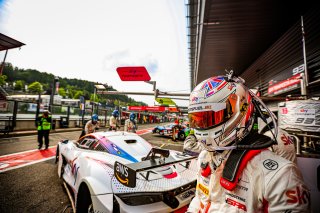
top-left (0, 123), bottom-right (184, 212)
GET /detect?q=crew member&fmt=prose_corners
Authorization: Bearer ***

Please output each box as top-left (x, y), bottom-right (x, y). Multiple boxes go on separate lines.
top-left (109, 110), bottom-right (120, 131)
top-left (36, 110), bottom-right (52, 150)
top-left (185, 74), bottom-right (310, 212)
top-left (79, 114), bottom-right (100, 138)
top-left (124, 113), bottom-right (138, 133)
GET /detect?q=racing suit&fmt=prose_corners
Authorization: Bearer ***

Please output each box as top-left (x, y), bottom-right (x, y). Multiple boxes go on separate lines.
top-left (264, 127), bottom-right (297, 163)
top-left (109, 116), bottom-right (119, 130)
top-left (124, 119), bottom-right (137, 133)
top-left (84, 120), bottom-right (100, 134)
top-left (187, 149), bottom-right (310, 212)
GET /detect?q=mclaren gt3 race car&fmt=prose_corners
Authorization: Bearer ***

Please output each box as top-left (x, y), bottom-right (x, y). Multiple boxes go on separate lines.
top-left (56, 131), bottom-right (197, 213)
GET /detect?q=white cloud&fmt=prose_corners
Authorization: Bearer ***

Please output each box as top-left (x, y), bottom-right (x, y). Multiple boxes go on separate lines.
top-left (0, 0), bottom-right (190, 106)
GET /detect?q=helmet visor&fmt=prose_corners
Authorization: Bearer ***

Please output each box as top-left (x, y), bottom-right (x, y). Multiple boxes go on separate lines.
top-left (188, 102), bottom-right (233, 130)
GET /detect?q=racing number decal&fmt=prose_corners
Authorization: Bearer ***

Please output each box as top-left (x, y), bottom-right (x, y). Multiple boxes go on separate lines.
top-left (295, 118), bottom-right (315, 125)
top-left (114, 161), bottom-right (136, 188)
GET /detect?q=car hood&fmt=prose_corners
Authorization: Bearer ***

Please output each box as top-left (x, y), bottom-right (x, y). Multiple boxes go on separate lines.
top-left (95, 132), bottom-right (152, 163)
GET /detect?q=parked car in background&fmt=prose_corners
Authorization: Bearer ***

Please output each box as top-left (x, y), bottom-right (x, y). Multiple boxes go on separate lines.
top-left (159, 124), bottom-right (190, 141)
top-left (152, 123), bottom-right (175, 134)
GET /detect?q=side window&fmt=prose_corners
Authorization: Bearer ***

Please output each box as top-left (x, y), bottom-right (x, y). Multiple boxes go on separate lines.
top-left (78, 136), bottom-right (96, 149)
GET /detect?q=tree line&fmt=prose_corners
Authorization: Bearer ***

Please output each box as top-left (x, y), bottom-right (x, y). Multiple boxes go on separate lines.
top-left (1, 62), bottom-right (147, 107)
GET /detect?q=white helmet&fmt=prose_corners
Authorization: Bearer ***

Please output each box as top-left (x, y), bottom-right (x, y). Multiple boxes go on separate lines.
top-left (188, 75), bottom-right (255, 150)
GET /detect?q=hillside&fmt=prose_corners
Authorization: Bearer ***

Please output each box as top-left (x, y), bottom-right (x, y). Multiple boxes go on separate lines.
top-left (1, 62), bottom-right (147, 107)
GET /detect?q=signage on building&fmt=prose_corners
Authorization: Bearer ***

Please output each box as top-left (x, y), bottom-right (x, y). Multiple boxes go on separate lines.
top-left (268, 74), bottom-right (301, 95)
top-left (116, 66), bottom-right (151, 81)
top-left (128, 106), bottom-right (179, 112)
top-left (292, 64), bottom-right (305, 75)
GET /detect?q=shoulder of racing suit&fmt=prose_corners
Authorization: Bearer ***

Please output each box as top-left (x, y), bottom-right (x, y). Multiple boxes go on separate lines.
top-left (220, 132), bottom-right (297, 191)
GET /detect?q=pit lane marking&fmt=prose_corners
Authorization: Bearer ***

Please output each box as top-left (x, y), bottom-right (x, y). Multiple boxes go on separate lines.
top-left (0, 127), bottom-right (154, 173)
top-left (0, 146), bottom-right (56, 173)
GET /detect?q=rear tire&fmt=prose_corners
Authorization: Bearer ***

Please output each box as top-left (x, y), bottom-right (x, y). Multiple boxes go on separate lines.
top-left (76, 184), bottom-right (94, 213)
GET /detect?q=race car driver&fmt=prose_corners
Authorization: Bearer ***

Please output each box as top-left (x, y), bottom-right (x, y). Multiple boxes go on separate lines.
top-left (186, 74), bottom-right (310, 212)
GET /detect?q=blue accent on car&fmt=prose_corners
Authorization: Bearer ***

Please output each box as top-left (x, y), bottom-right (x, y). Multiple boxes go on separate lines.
top-left (102, 141), bottom-right (138, 163)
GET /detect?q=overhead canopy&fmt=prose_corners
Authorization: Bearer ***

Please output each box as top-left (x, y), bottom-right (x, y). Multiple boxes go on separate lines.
top-left (187, 0), bottom-right (318, 90)
top-left (0, 33), bottom-right (25, 51)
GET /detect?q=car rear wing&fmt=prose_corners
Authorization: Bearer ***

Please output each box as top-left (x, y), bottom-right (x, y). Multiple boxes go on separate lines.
top-left (114, 148), bottom-right (196, 188)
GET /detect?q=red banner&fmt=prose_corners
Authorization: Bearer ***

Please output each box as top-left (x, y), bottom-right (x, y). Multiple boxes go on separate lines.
top-left (116, 66), bottom-right (151, 81)
top-left (268, 74), bottom-right (301, 95)
top-left (128, 106), bottom-right (179, 112)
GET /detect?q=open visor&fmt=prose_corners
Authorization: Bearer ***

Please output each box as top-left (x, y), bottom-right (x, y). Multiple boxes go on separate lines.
top-left (188, 102), bottom-right (233, 130)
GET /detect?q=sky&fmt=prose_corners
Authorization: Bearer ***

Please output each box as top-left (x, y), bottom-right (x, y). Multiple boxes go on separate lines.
top-left (0, 0), bottom-right (190, 106)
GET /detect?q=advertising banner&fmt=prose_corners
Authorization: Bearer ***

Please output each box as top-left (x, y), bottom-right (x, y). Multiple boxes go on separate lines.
top-left (128, 106), bottom-right (179, 112)
top-left (268, 74), bottom-right (301, 95)
top-left (278, 100), bottom-right (320, 132)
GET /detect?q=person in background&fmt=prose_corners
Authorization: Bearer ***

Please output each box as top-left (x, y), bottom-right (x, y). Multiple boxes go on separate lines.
top-left (36, 110), bottom-right (52, 150)
top-left (79, 114), bottom-right (100, 138)
top-left (109, 110), bottom-right (120, 131)
top-left (124, 113), bottom-right (138, 133)
top-left (185, 74), bottom-right (310, 212)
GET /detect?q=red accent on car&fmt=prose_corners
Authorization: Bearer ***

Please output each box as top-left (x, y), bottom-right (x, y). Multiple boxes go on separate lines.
top-left (163, 172), bottom-right (178, 179)
top-left (220, 150), bottom-right (261, 191)
top-left (173, 205), bottom-right (188, 213)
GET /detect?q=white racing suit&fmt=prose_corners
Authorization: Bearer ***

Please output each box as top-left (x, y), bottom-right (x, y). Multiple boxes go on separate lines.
top-left (264, 128), bottom-right (297, 164)
top-left (109, 116), bottom-right (119, 130)
top-left (84, 120), bottom-right (100, 134)
top-left (187, 149), bottom-right (311, 212)
top-left (124, 119), bottom-right (137, 133)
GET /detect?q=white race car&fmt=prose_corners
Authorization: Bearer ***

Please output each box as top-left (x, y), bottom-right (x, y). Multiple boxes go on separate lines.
top-left (56, 131), bottom-right (197, 213)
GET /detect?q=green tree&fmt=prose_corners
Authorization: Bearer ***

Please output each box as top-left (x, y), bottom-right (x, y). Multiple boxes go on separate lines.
top-left (0, 75), bottom-right (7, 86)
top-left (90, 93), bottom-right (100, 102)
top-left (14, 80), bottom-right (24, 90)
top-left (28, 81), bottom-right (43, 93)
top-left (73, 90), bottom-right (83, 99)
top-left (58, 88), bottom-right (67, 97)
